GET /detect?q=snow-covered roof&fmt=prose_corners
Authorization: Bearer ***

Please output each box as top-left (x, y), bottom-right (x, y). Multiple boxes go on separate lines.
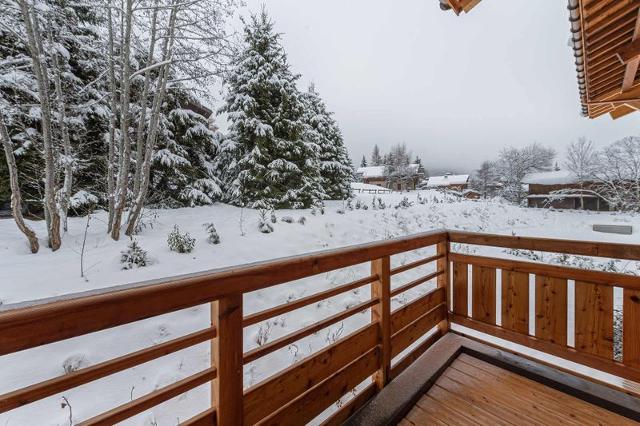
top-left (426, 174), bottom-right (469, 187)
top-left (351, 182), bottom-right (392, 192)
top-left (522, 170), bottom-right (579, 185)
top-left (356, 166), bottom-right (386, 178)
top-left (356, 164), bottom-right (422, 178)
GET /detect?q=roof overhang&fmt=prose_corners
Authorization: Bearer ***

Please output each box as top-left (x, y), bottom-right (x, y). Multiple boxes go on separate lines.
top-left (439, 0), bottom-right (640, 120)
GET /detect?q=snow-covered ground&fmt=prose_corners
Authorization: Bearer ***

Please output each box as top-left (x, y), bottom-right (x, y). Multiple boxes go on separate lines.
top-left (1, 190), bottom-right (639, 425)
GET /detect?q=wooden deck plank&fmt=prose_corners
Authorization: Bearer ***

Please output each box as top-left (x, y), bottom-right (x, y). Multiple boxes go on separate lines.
top-left (414, 394), bottom-right (475, 425)
top-left (427, 384), bottom-right (511, 425)
top-left (401, 353), bottom-right (637, 426)
top-left (455, 354), bottom-right (636, 425)
top-left (448, 360), bottom-right (583, 426)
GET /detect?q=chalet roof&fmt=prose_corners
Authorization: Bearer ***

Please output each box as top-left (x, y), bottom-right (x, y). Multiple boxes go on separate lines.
top-left (522, 170), bottom-right (579, 185)
top-left (356, 166), bottom-right (386, 178)
top-left (426, 174), bottom-right (469, 187)
top-left (357, 164), bottom-right (421, 178)
top-left (440, 0), bottom-right (640, 120)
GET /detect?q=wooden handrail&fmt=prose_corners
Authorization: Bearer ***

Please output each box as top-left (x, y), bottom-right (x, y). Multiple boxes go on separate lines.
top-left (450, 252), bottom-right (640, 289)
top-left (449, 230), bottom-right (640, 261)
top-left (242, 274), bottom-right (378, 327)
top-left (79, 367), bottom-right (217, 425)
top-left (390, 253), bottom-right (443, 275)
top-left (4, 228), bottom-right (640, 425)
top-left (243, 297), bottom-right (379, 364)
top-left (0, 229), bottom-right (447, 356)
top-left (0, 326), bottom-right (216, 413)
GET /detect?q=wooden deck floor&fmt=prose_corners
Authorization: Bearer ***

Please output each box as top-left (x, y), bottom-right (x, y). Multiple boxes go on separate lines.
top-left (400, 353), bottom-right (637, 426)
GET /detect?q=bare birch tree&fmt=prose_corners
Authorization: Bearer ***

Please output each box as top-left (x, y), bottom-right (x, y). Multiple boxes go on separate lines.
top-left (109, 0), bottom-right (134, 240)
top-left (17, 0), bottom-right (61, 250)
top-left (564, 137), bottom-right (597, 209)
top-left (0, 110), bottom-right (39, 253)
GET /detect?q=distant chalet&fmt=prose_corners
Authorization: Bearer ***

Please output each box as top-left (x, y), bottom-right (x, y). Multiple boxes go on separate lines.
top-left (523, 170), bottom-right (609, 211)
top-left (356, 164), bottom-right (423, 191)
top-left (424, 173), bottom-right (469, 191)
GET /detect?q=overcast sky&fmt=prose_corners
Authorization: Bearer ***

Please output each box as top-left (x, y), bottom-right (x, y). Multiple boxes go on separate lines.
top-left (232, 0), bottom-right (640, 173)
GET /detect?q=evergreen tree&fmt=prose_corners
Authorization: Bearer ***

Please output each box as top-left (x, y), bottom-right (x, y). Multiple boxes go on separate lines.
top-left (361, 155), bottom-right (367, 167)
top-left (301, 84), bottom-right (352, 200)
top-left (371, 145), bottom-right (382, 166)
top-left (219, 10), bottom-right (323, 209)
top-left (149, 90), bottom-right (222, 208)
top-left (0, 1), bottom-right (108, 216)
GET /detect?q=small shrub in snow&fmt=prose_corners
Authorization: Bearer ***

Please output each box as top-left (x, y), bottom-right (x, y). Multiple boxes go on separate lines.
top-left (346, 199), bottom-right (353, 210)
top-left (355, 199), bottom-right (362, 209)
top-left (377, 198), bottom-right (386, 209)
top-left (167, 225), bottom-right (196, 253)
top-left (270, 211), bottom-right (277, 223)
top-left (336, 209), bottom-right (345, 215)
top-left (281, 216), bottom-right (294, 223)
top-left (203, 223), bottom-right (221, 244)
top-left (133, 210), bottom-right (159, 235)
top-left (394, 197), bottom-right (413, 209)
top-left (258, 210), bottom-right (274, 233)
top-left (121, 239), bottom-right (148, 270)
top-left (362, 204), bottom-right (369, 210)
top-left (298, 216), bottom-right (306, 225)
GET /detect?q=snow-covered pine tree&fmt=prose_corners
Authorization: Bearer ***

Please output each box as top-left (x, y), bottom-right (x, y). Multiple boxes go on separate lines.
top-left (219, 9), bottom-right (323, 209)
top-left (149, 90), bottom-right (222, 208)
top-left (301, 83), bottom-right (352, 200)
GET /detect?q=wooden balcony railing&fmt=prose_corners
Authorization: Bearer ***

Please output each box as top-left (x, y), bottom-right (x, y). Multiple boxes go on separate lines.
top-left (448, 231), bottom-right (640, 385)
top-left (0, 229), bottom-right (639, 425)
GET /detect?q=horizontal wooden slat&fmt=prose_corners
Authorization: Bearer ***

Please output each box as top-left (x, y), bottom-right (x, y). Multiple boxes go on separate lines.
top-left (391, 304), bottom-right (447, 358)
top-left (79, 367), bottom-right (217, 425)
top-left (450, 314), bottom-right (640, 384)
top-left (390, 330), bottom-right (442, 379)
top-left (318, 382), bottom-right (377, 426)
top-left (243, 323), bottom-right (378, 425)
top-left (243, 298), bottom-right (378, 364)
top-left (179, 408), bottom-right (216, 426)
top-left (390, 287), bottom-right (445, 334)
top-left (448, 231), bottom-right (640, 261)
top-left (0, 327), bottom-right (216, 413)
top-left (449, 253), bottom-right (640, 290)
top-left (390, 254), bottom-right (443, 276)
top-left (260, 346), bottom-right (380, 425)
top-left (390, 270), bottom-right (444, 297)
top-left (243, 275), bottom-right (377, 327)
top-left (0, 230), bottom-right (447, 356)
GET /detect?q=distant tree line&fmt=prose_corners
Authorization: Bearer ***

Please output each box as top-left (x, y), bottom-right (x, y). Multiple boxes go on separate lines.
top-left (471, 136), bottom-right (640, 211)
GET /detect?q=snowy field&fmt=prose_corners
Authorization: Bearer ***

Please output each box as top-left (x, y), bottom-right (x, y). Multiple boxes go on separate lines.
top-left (1, 190), bottom-right (639, 425)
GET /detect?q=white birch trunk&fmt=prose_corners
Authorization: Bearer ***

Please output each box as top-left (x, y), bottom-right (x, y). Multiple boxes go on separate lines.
top-left (125, 1), bottom-right (178, 236)
top-left (18, 0), bottom-right (61, 250)
top-left (110, 0), bottom-right (134, 241)
top-left (0, 113), bottom-right (39, 253)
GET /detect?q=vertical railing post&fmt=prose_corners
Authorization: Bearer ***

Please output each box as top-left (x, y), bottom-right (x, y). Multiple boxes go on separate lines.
top-left (371, 256), bottom-right (391, 391)
top-left (212, 294), bottom-right (243, 426)
top-left (437, 238), bottom-right (451, 333)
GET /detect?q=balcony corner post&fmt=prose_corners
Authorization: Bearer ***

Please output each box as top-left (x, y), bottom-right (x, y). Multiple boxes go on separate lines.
top-left (212, 294), bottom-right (244, 426)
top-left (437, 236), bottom-right (451, 333)
top-left (371, 256), bottom-right (391, 390)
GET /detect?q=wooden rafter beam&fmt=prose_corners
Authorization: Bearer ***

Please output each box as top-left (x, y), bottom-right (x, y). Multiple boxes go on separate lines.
top-left (616, 37), bottom-right (640, 64)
